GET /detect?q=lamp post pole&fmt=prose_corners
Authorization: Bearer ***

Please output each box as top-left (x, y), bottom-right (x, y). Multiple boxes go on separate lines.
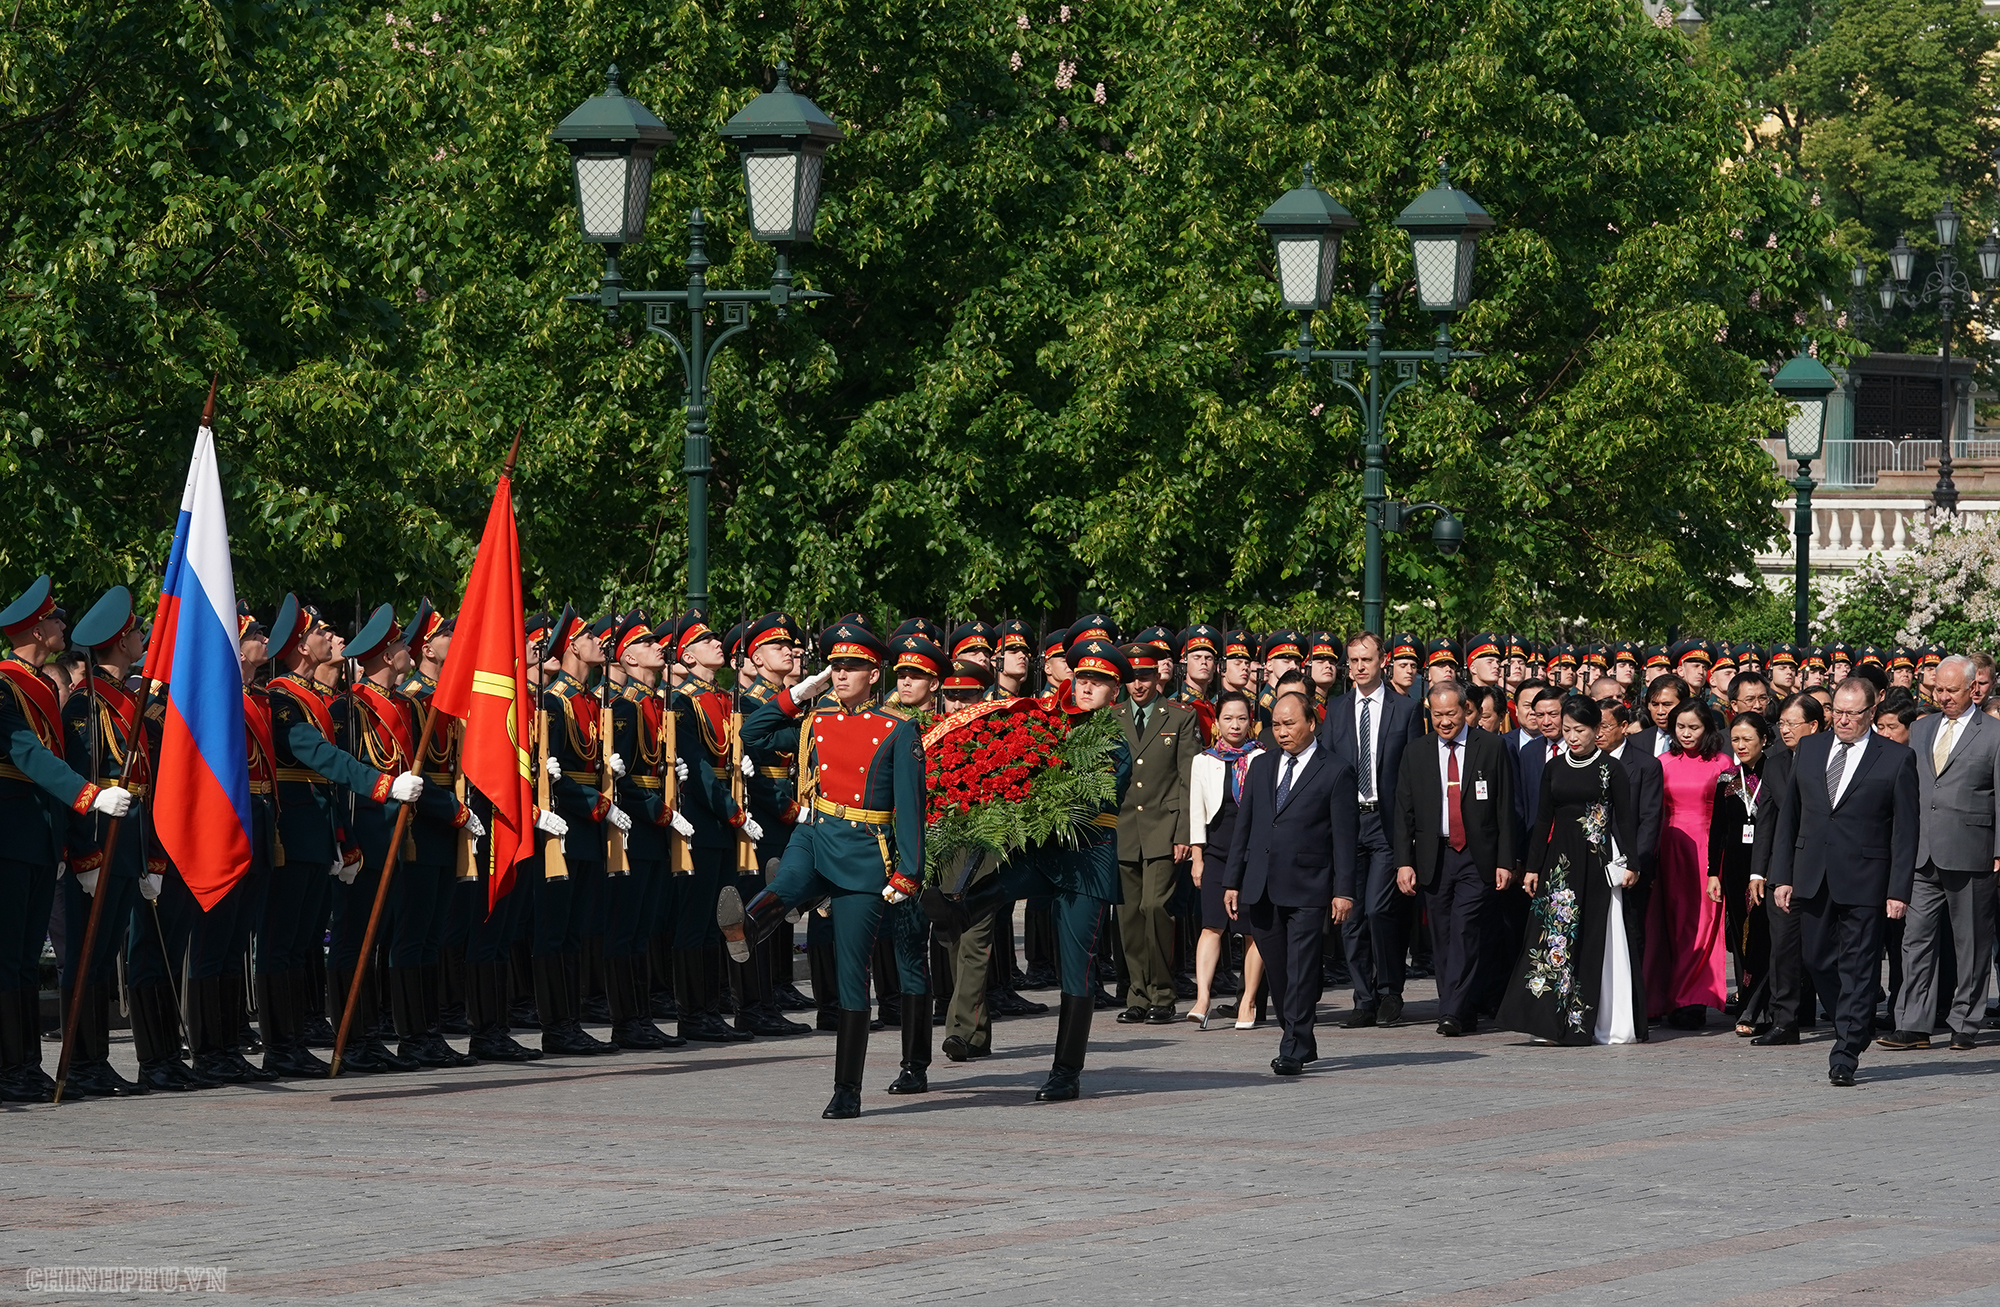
top-left (1792, 459), bottom-right (1814, 646)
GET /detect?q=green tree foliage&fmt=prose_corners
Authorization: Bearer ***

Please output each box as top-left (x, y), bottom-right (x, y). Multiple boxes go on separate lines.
top-left (4, 0), bottom-right (1841, 640)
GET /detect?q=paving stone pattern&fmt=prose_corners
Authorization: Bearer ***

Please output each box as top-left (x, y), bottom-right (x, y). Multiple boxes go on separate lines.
top-left (6, 975), bottom-right (1998, 1306)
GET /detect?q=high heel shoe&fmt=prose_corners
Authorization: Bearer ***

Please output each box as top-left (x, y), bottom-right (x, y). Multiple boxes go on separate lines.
top-left (1233, 1015), bottom-right (1260, 1030)
top-left (1186, 1009), bottom-right (1211, 1031)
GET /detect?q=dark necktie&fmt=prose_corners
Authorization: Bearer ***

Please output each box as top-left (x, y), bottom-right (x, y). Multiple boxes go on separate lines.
top-left (1826, 741), bottom-right (1850, 805)
top-left (1358, 696), bottom-right (1374, 800)
top-left (1447, 739), bottom-right (1466, 852)
top-left (1276, 754), bottom-right (1296, 809)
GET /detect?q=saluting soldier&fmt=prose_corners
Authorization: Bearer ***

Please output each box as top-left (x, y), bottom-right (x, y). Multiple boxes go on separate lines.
top-left (259, 595), bottom-right (425, 1076)
top-left (719, 622), bottom-right (925, 1118)
top-left (927, 635), bottom-right (1132, 1102)
top-left (666, 611), bottom-right (763, 1043)
top-left (0, 578), bottom-right (135, 1102)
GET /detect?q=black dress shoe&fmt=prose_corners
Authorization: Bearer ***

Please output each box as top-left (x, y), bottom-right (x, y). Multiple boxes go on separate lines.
top-left (581, 995), bottom-right (613, 1024)
top-left (770, 983), bottom-right (814, 1012)
top-left (940, 1035), bottom-right (989, 1062)
top-left (66, 1061), bottom-right (148, 1097)
top-left (1089, 986), bottom-right (1122, 1011)
top-left (1875, 1029), bottom-right (1931, 1050)
top-left (1116, 1006), bottom-right (1149, 1024)
top-left (885, 1066), bottom-right (929, 1095)
top-left (613, 1019), bottom-right (681, 1050)
top-left (0, 1069), bottom-right (47, 1103)
top-left (1950, 1030), bottom-right (1977, 1051)
top-left (1379, 994), bottom-right (1404, 1026)
top-left (1829, 1065), bottom-right (1856, 1087)
top-left (258, 1046), bottom-right (329, 1079)
top-left (1343, 1007), bottom-right (1378, 1029)
top-left (301, 1015), bottom-right (337, 1049)
top-left (470, 1033), bottom-right (546, 1062)
top-left (822, 1084), bottom-right (862, 1119)
top-left (1750, 1025), bottom-right (1799, 1046)
top-left (1146, 1006), bottom-right (1177, 1025)
top-left (1436, 1016), bottom-right (1464, 1037)
top-left (1270, 1056), bottom-right (1305, 1076)
top-left (737, 1007), bottom-right (812, 1037)
top-left (542, 1022), bottom-right (616, 1057)
top-left (137, 1061), bottom-right (201, 1093)
top-left (510, 999), bottom-right (542, 1030)
top-left (991, 989), bottom-right (1048, 1017)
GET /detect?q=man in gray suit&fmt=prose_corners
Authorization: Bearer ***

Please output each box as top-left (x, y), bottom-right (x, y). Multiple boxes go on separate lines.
top-left (1880, 655), bottom-right (2000, 1052)
top-left (1114, 644), bottom-right (1198, 1024)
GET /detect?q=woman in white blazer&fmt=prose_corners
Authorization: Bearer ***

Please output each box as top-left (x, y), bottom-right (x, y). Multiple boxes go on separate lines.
top-left (1188, 693), bottom-right (1266, 1030)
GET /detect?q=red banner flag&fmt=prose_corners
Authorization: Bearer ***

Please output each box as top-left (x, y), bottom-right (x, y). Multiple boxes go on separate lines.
top-left (433, 465), bottom-right (534, 912)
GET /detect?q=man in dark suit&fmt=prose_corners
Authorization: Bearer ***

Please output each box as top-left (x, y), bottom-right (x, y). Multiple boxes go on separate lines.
top-left (1223, 691), bottom-right (1357, 1075)
top-left (1771, 678), bottom-right (1920, 1086)
top-left (1393, 683), bottom-right (1516, 1035)
top-left (1324, 632), bottom-right (1422, 1026)
top-left (1749, 693), bottom-right (1824, 1044)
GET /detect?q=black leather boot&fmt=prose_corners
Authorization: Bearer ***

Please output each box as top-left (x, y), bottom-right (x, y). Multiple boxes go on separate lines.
top-left (1036, 993), bottom-right (1094, 1102)
top-left (886, 998), bottom-right (931, 1094)
top-left (705, 944), bottom-right (753, 1042)
top-left (131, 980), bottom-right (200, 1092)
top-left (718, 886), bottom-right (791, 963)
top-left (823, 1008), bottom-right (870, 1119)
top-left (610, 956), bottom-right (678, 1050)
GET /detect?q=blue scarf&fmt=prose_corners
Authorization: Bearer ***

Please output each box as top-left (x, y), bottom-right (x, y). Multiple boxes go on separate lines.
top-left (1205, 741), bottom-right (1257, 802)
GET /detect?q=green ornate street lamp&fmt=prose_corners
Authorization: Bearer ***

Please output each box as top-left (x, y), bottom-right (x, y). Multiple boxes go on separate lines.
top-left (1260, 161), bottom-right (1493, 635)
top-left (1771, 345), bottom-right (1838, 645)
top-left (555, 63), bottom-right (842, 612)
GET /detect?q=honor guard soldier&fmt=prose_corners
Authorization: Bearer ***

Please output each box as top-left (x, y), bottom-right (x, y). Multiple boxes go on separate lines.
top-left (1611, 642), bottom-right (1639, 693)
top-left (1, 578), bottom-right (135, 1102)
top-left (1918, 646), bottom-right (1944, 701)
top-left (1257, 631), bottom-right (1304, 725)
top-left (1765, 643), bottom-right (1798, 696)
top-left (1888, 648), bottom-right (1916, 689)
top-left (886, 635), bottom-right (944, 722)
top-left (56, 588), bottom-right (159, 1098)
top-left (1386, 632), bottom-right (1422, 698)
top-left (1112, 642), bottom-right (1197, 1026)
top-left (604, 612), bottom-right (692, 1050)
top-left (261, 595), bottom-right (426, 1076)
top-left (1424, 637), bottom-right (1460, 688)
top-left (1173, 624), bottom-right (1222, 744)
top-left (1549, 643), bottom-right (1578, 689)
top-left (1134, 625), bottom-right (1177, 690)
top-left (1525, 639), bottom-right (1548, 682)
top-left (374, 600), bottom-right (482, 1068)
top-left (1802, 645), bottom-right (1827, 688)
top-left (1643, 643), bottom-right (1671, 686)
top-left (719, 622), bottom-right (926, 1118)
top-left (949, 620), bottom-right (997, 673)
top-left (995, 619), bottom-right (1036, 697)
top-left (732, 613), bottom-right (812, 1036)
top-left (1826, 640), bottom-right (1853, 683)
top-left (1040, 629), bottom-right (1072, 700)
top-left (1303, 633), bottom-right (1340, 715)
top-left (398, 601), bottom-right (478, 1044)
top-left (927, 635), bottom-right (1132, 1101)
top-left (1505, 635), bottom-right (1529, 690)
top-left (1580, 642), bottom-right (1609, 679)
top-left (532, 610), bottom-right (630, 1056)
top-left (666, 611), bottom-right (764, 1043)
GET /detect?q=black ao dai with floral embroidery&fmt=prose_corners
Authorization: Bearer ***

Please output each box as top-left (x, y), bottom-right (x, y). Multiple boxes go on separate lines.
top-left (1494, 748), bottom-right (1641, 1046)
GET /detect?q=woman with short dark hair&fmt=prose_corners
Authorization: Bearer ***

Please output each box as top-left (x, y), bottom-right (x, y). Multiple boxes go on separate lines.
top-left (1646, 699), bottom-right (1733, 1029)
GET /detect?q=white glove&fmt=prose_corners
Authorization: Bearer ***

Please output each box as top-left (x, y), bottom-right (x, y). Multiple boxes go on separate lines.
top-left (139, 873), bottom-right (163, 901)
top-left (75, 867), bottom-right (100, 896)
top-left (740, 753), bottom-right (756, 778)
top-left (390, 771), bottom-right (425, 803)
top-left (608, 751), bottom-right (626, 779)
top-left (545, 755), bottom-right (563, 778)
top-left (329, 860), bottom-right (344, 879)
top-left (674, 758), bottom-right (688, 783)
top-left (741, 816), bottom-right (765, 843)
top-left (669, 810), bottom-right (694, 839)
top-left (882, 882), bottom-right (909, 904)
top-left (91, 786), bottom-right (133, 817)
top-left (536, 809), bottom-right (569, 837)
top-left (464, 810), bottom-right (487, 839)
top-left (337, 859), bottom-right (360, 885)
top-left (793, 665), bottom-right (833, 701)
top-left (607, 805), bottom-right (632, 834)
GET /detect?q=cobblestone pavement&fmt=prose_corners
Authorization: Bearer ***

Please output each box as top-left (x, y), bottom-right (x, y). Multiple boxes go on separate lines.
top-left (6, 975), bottom-right (1999, 1306)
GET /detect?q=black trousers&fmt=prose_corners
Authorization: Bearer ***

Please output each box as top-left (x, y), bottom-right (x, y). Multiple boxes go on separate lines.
top-left (1339, 808), bottom-right (1405, 1010)
top-left (1423, 846), bottom-right (1487, 1024)
top-left (1795, 885), bottom-right (1884, 1074)
top-left (1763, 885), bottom-right (1817, 1028)
top-left (1244, 897), bottom-right (1324, 1063)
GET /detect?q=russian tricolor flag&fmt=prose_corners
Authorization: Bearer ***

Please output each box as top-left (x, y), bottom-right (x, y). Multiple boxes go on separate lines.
top-left (142, 393), bottom-right (252, 909)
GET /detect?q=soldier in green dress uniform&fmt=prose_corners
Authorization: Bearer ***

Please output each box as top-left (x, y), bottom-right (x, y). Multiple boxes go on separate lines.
top-left (718, 622), bottom-right (926, 1118)
top-left (925, 635), bottom-right (1132, 1101)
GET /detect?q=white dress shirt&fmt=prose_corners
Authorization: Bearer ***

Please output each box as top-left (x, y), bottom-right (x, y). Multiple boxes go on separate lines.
top-left (1931, 705), bottom-right (1977, 770)
top-left (1353, 684), bottom-right (1385, 801)
top-left (1275, 738), bottom-right (1317, 808)
top-left (1828, 732), bottom-right (1870, 808)
top-left (1435, 726), bottom-right (1470, 839)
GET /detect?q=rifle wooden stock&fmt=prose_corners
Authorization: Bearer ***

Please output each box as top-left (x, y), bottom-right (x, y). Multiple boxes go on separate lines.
top-left (730, 711), bottom-right (757, 873)
top-left (664, 692), bottom-right (693, 874)
top-left (601, 698), bottom-right (629, 874)
top-left (538, 707), bottom-right (568, 881)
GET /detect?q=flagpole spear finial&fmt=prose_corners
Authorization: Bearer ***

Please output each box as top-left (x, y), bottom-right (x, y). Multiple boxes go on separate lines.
top-left (201, 373), bottom-right (218, 427)
top-left (502, 420), bottom-right (526, 480)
